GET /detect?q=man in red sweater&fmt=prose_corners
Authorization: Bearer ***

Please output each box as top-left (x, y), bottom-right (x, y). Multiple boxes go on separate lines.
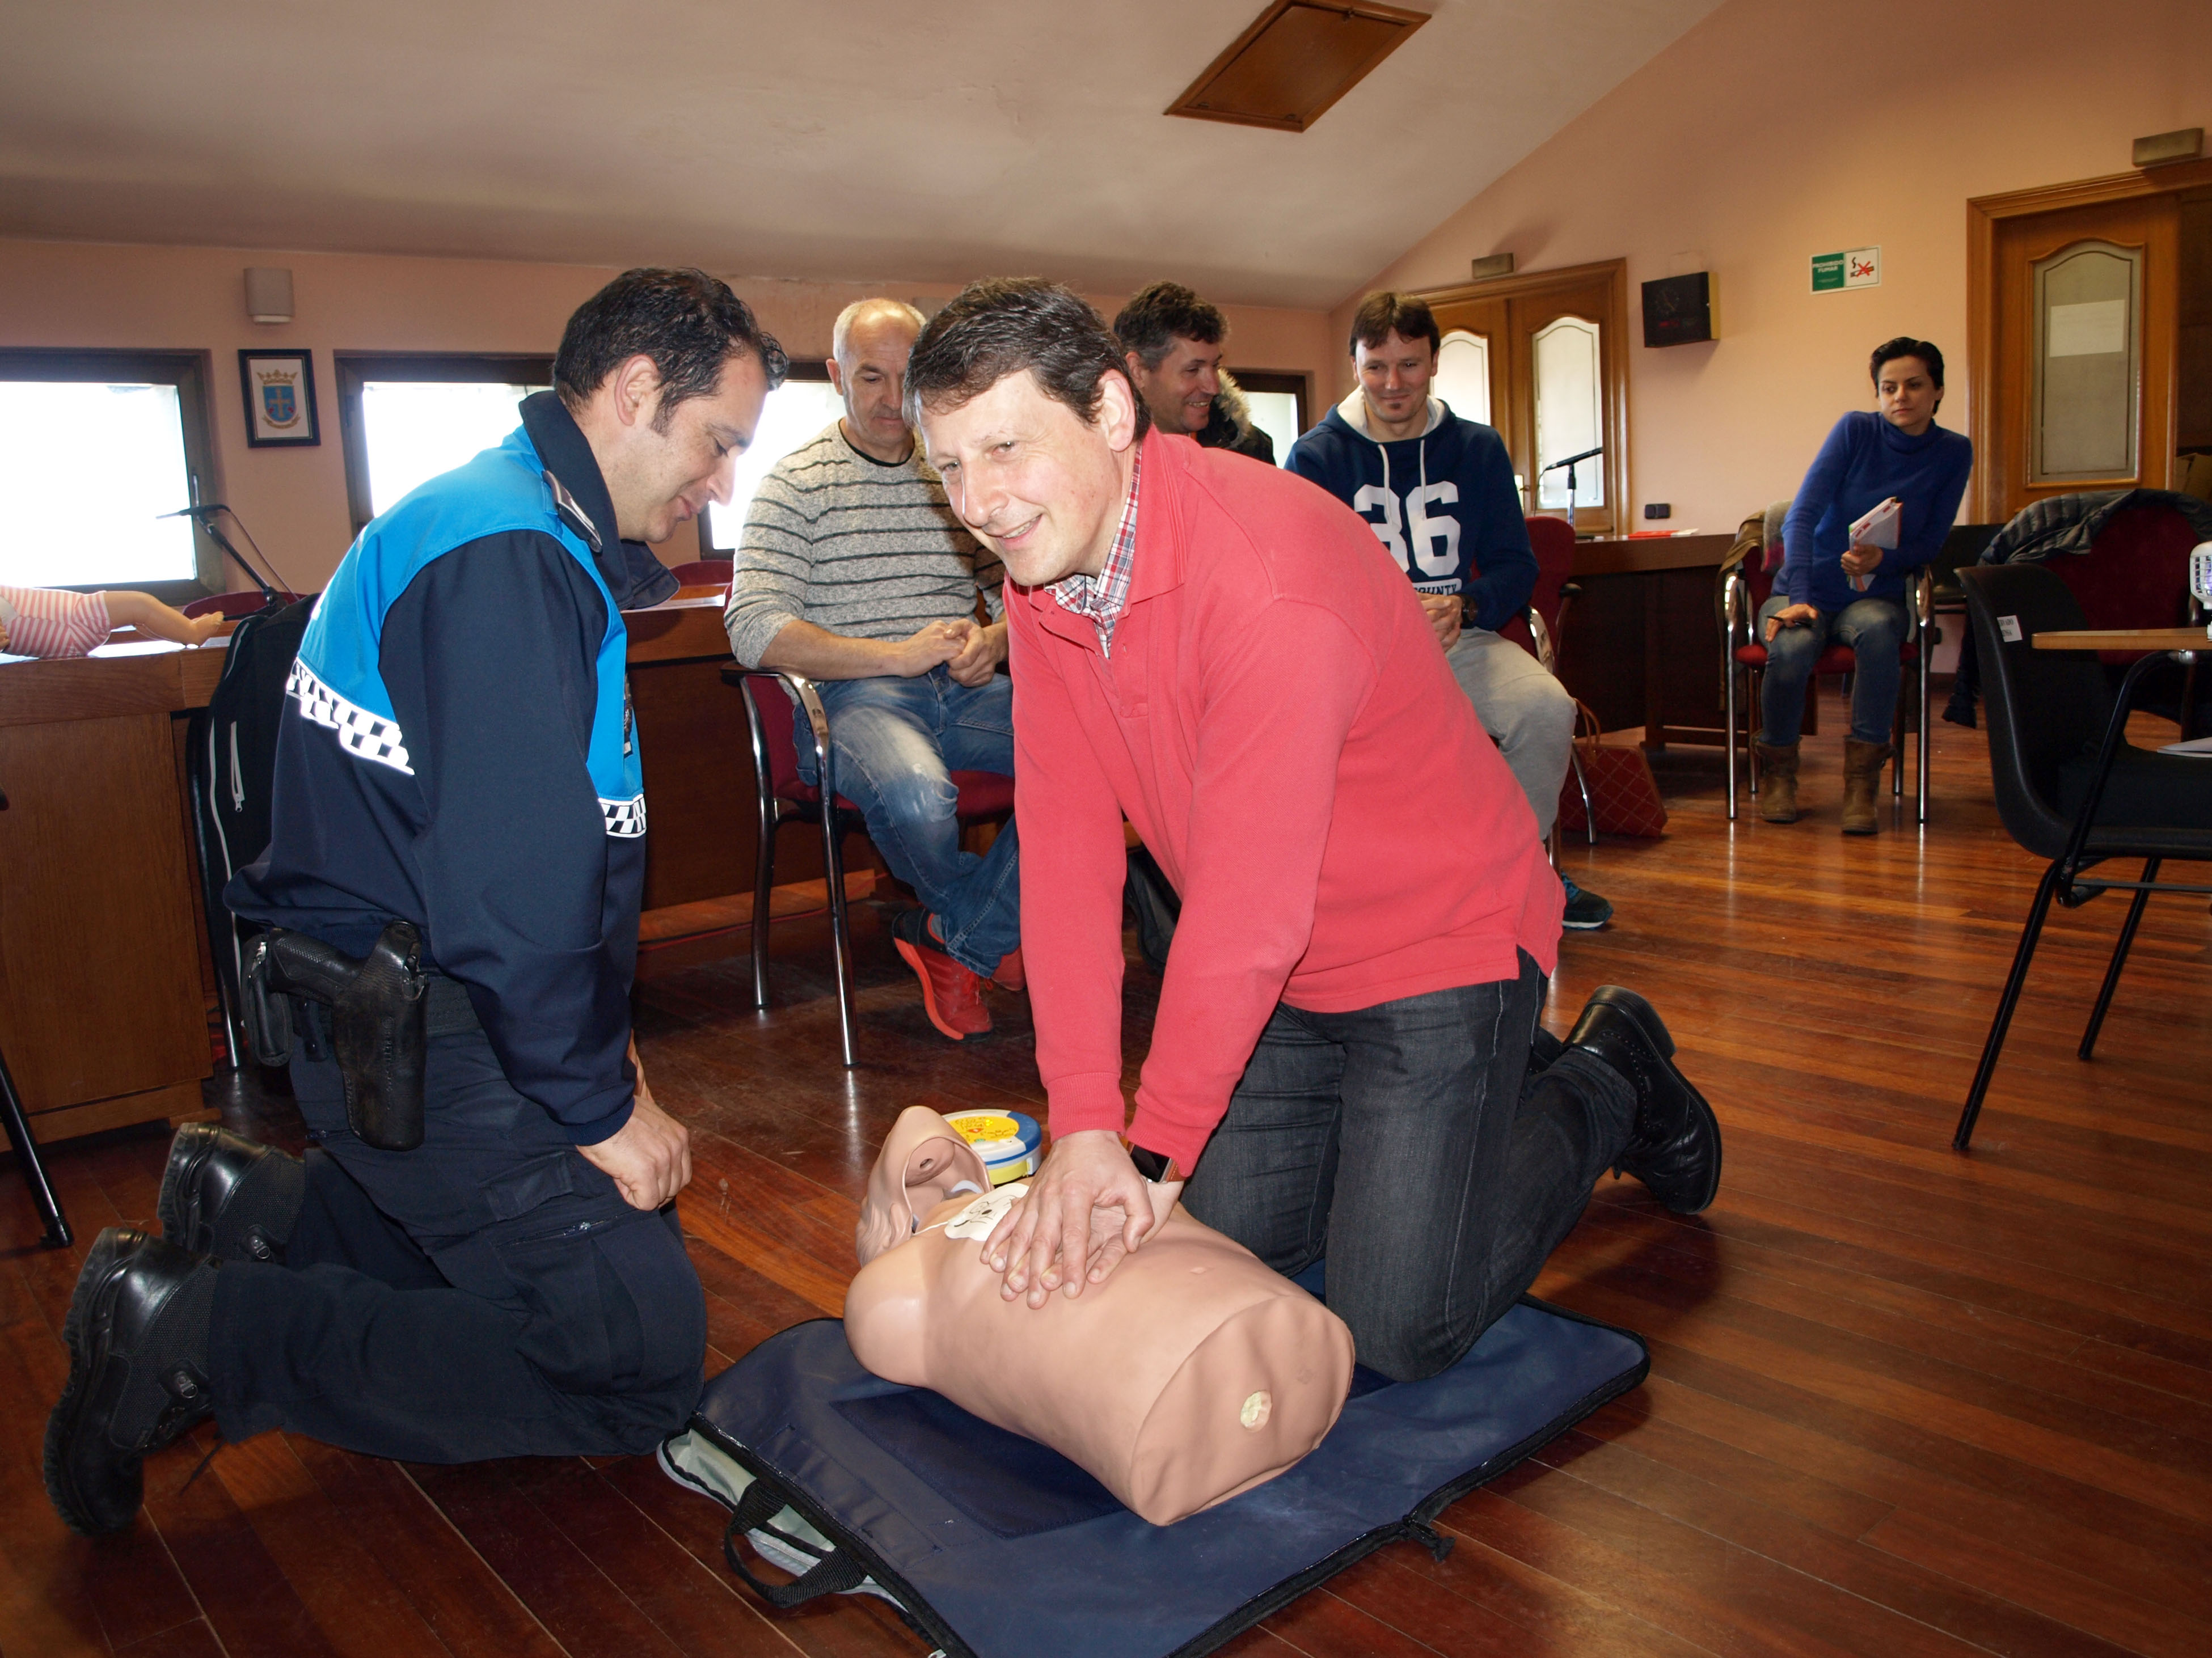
top-left (906, 281), bottom-right (1720, 1380)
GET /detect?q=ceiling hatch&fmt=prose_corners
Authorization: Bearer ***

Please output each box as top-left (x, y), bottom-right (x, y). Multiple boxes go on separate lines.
top-left (1166, 1), bottom-right (1432, 134)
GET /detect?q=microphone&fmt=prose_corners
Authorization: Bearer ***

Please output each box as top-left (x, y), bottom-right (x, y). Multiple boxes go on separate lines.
top-left (1538, 446), bottom-right (1605, 473)
top-left (161, 502), bottom-right (287, 604)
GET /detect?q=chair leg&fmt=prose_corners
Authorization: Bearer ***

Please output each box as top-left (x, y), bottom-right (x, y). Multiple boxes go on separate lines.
top-left (1892, 664), bottom-right (1906, 799)
top-left (820, 809), bottom-right (858, 1069)
top-left (1747, 665), bottom-right (1763, 797)
top-left (2080, 857), bottom-right (2158, 1060)
top-left (0, 1042), bottom-right (70, 1249)
top-left (1726, 647), bottom-right (1740, 820)
top-left (1567, 750), bottom-right (1595, 847)
top-left (750, 806), bottom-right (778, 1012)
top-left (1955, 860), bottom-right (2063, 1151)
top-left (1916, 655), bottom-right (1931, 825)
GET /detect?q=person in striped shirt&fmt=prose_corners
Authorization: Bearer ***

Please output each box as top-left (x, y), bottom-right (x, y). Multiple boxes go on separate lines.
top-left (0, 583), bottom-right (222, 658)
top-left (724, 298), bottom-right (1021, 1041)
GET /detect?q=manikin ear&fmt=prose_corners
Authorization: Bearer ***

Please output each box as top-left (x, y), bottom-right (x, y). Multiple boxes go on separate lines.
top-left (603, 353), bottom-right (666, 432)
top-left (1098, 370), bottom-right (1141, 456)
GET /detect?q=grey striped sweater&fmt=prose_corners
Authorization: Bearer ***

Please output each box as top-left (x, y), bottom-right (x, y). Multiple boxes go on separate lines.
top-left (723, 422), bottom-right (1006, 668)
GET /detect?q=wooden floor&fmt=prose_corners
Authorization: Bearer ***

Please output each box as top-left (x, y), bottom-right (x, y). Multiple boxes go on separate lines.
top-left (6, 688), bottom-right (2210, 1658)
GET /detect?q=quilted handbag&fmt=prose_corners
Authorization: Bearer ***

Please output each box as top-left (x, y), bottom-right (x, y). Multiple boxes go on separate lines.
top-left (1555, 702), bottom-right (1668, 839)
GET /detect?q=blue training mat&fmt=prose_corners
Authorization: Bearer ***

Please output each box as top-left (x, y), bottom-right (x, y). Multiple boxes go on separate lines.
top-left (683, 1279), bottom-right (1648, 1658)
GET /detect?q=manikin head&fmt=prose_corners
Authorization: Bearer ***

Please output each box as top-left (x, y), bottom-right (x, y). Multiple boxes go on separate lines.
top-left (1869, 336), bottom-right (1945, 436)
top-left (856, 1106), bottom-right (993, 1264)
top-left (555, 268), bottom-right (788, 544)
top-left (831, 298), bottom-right (928, 464)
top-left (1349, 290), bottom-right (1442, 443)
top-left (1113, 281), bottom-right (1227, 437)
top-left (907, 278), bottom-right (1148, 590)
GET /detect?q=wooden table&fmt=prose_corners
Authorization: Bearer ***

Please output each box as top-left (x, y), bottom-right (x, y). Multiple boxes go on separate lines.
top-left (2031, 627), bottom-right (2210, 651)
top-left (1557, 533), bottom-right (1736, 748)
top-left (0, 591), bottom-right (790, 1146)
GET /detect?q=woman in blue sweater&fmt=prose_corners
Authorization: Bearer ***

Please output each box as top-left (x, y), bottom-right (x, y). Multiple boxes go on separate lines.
top-left (1757, 337), bottom-right (1972, 833)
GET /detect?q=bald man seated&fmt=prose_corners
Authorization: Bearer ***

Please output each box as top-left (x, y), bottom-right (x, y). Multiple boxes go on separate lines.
top-left (723, 298), bottom-right (1022, 1041)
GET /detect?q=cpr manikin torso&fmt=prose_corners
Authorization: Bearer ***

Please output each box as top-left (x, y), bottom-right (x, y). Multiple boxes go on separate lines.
top-left (846, 1106), bottom-right (1356, 1526)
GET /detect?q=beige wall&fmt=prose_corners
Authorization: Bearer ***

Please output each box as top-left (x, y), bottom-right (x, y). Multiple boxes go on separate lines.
top-left (1332, 0), bottom-right (2212, 536)
top-left (0, 238), bottom-right (1332, 592)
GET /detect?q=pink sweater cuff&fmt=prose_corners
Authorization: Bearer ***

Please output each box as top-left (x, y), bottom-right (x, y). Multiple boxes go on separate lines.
top-left (1045, 1073), bottom-right (1129, 1143)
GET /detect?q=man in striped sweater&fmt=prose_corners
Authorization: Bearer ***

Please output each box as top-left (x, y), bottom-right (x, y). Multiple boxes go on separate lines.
top-left (724, 299), bottom-right (1020, 1039)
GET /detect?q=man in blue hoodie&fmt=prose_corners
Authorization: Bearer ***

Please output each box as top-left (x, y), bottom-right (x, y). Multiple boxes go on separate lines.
top-left (1287, 292), bottom-right (1609, 929)
top-left (45, 269), bottom-right (784, 1537)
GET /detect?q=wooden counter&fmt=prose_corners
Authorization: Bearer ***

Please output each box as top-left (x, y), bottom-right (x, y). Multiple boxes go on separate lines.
top-left (0, 594), bottom-right (790, 1145)
top-left (1559, 532), bottom-right (1734, 748)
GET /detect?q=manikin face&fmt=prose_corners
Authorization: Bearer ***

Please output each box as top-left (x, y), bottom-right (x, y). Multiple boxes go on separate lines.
top-left (591, 351), bottom-right (771, 544)
top-left (1354, 331), bottom-right (1436, 435)
top-left (1129, 335), bottom-right (1223, 435)
top-left (831, 313), bottom-right (922, 463)
top-left (1875, 356), bottom-right (1941, 436)
top-left (918, 369), bottom-right (1141, 589)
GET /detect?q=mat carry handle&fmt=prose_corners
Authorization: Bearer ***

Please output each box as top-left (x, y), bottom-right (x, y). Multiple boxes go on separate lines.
top-left (723, 1473), bottom-right (869, 1609)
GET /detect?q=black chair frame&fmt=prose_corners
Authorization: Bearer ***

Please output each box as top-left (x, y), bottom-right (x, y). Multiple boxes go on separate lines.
top-left (1953, 569), bottom-right (2212, 1149)
top-left (729, 667), bottom-right (863, 1068)
top-left (0, 785), bottom-right (72, 1246)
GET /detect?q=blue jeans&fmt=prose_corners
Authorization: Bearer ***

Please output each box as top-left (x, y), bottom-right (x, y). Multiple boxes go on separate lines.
top-left (800, 668), bottom-right (1020, 976)
top-left (1179, 953), bottom-right (1635, 1382)
top-left (1756, 594), bottom-right (1907, 746)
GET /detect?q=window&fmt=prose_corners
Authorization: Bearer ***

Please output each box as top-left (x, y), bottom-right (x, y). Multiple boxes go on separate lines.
top-left (2032, 239), bottom-right (2141, 483)
top-left (1532, 316), bottom-right (1604, 511)
top-left (1225, 370), bottom-right (1310, 466)
top-left (336, 354), bottom-right (554, 532)
top-left (1433, 330), bottom-right (1491, 426)
top-left (702, 362), bottom-right (842, 552)
top-left (0, 350), bottom-right (217, 597)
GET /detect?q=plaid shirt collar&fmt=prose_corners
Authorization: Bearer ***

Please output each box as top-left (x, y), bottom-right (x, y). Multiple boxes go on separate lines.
top-left (1049, 448), bottom-right (1141, 654)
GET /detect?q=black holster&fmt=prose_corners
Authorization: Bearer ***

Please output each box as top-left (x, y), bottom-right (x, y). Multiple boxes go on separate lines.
top-left (242, 921), bottom-right (429, 1152)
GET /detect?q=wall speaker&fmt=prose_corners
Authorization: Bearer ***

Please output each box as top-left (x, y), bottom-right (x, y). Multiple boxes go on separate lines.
top-left (244, 267), bottom-right (294, 324)
top-left (1641, 272), bottom-right (1712, 348)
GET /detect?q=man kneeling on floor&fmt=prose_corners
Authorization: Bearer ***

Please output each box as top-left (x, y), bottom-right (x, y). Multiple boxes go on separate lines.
top-left (44, 268), bottom-right (782, 1535)
top-left (906, 280), bottom-right (1722, 1378)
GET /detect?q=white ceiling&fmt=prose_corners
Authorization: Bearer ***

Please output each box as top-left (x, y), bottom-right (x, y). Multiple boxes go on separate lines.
top-left (0, 0), bottom-right (1723, 310)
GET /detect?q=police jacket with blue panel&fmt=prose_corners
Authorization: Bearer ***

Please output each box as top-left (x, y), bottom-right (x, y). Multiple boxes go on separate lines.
top-left (1285, 390), bottom-right (1536, 634)
top-left (228, 392), bottom-right (678, 1145)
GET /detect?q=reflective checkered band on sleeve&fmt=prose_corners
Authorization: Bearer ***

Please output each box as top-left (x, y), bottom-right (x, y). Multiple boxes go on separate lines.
top-left (600, 795), bottom-right (647, 838)
top-left (286, 659), bottom-right (414, 775)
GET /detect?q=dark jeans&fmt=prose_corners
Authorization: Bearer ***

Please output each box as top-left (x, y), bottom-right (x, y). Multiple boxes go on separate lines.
top-left (1755, 593), bottom-right (1907, 746)
top-left (206, 1025), bottom-right (706, 1462)
top-left (1180, 953), bottom-right (1635, 1382)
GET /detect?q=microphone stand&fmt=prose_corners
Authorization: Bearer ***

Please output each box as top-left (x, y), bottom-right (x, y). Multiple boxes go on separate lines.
top-left (1538, 445), bottom-right (1605, 524)
top-left (158, 504), bottom-right (296, 608)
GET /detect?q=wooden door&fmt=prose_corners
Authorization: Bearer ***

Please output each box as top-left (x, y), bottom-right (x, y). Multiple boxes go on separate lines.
top-left (1987, 194), bottom-right (2179, 519)
top-left (1426, 294), bottom-right (1514, 456)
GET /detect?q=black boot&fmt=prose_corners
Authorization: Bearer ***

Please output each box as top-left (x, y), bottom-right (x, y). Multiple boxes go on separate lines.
top-left (1567, 987), bottom-right (1723, 1214)
top-left (45, 1229), bottom-right (219, 1536)
top-left (157, 1124), bottom-right (304, 1263)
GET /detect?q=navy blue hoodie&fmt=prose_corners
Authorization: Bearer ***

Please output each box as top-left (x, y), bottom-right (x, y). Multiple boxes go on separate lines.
top-left (1285, 391), bottom-right (1536, 633)
top-left (227, 393), bottom-right (678, 1145)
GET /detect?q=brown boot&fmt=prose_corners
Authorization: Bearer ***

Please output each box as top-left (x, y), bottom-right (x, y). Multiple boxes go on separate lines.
top-left (1753, 742), bottom-right (1800, 822)
top-left (1841, 739), bottom-right (1893, 835)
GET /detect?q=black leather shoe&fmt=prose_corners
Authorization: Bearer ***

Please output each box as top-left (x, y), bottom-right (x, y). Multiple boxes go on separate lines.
top-left (45, 1229), bottom-right (219, 1536)
top-left (1567, 986), bottom-right (1723, 1214)
top-left (157, 1124), bottom-right (303, 1263)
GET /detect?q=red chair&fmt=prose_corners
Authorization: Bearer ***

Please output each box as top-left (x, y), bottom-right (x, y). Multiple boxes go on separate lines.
top-left (1501, 514), bottom-right (1594, 845)
top-left (1722, 557), bottom-right (1934, 823)
top-left (181, 590), bottom-right (301, 619)
top-left (670, 559), bottom-right (733, 591)
top-left (725, 666), bottom-right (1014, 1066)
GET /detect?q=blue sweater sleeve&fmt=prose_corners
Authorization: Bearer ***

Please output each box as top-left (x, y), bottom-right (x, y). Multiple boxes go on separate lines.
top-left (1892, 438), bottom-right (1973, 573)
top-left (1780, 416), bottom-right (1858, 608)
top-left (1459, 430), bottom-right (1536, 633)
top-left (378, 531), bottom-right (638, 1144)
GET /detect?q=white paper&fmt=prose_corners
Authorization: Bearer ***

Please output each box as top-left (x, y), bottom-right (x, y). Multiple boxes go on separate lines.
top-left (2047, 299), bottom-right (2127, 359)
top-left (2157, 735), bottom-right (2212, 758)
top-left (1848, 498), bottom-right (1901, 551)
top-left (942, 1182), bottom-right (1028, 1244)
top-left (1998, 615), bottom-right (2023, 643)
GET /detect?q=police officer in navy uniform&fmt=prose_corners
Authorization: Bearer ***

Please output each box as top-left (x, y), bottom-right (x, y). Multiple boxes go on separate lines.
top-left (45, 269), bottom-right (786, 1534)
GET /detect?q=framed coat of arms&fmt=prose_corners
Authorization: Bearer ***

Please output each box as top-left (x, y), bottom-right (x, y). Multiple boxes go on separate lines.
top-left (239, 349), bottom-right (319, 447)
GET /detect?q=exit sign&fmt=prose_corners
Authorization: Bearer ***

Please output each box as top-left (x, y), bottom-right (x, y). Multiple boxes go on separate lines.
top-left (1812, 247), bottom-right (1880, 291)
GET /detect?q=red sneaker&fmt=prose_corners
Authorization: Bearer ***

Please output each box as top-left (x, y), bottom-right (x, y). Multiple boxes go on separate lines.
top-left (991, 944), bottom-right (1025, 993)
top-left (889, 911), bottom-right (992, 1040)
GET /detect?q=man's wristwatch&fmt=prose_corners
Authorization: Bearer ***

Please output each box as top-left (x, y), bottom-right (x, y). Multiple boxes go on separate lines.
top-left (1126, 1144), bottom-right (1178, 1183)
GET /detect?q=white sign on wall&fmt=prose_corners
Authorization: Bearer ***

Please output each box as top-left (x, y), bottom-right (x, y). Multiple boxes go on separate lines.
top-left (1811, 246), bottom-right (1881, 291)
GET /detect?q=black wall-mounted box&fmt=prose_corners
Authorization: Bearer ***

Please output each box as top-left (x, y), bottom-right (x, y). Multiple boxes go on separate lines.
top-left (1641, 272), bottom-right (1713, 348)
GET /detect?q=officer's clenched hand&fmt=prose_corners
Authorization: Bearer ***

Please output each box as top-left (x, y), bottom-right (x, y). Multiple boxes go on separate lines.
top-left (581, 1054), bottom-right (693, 1209)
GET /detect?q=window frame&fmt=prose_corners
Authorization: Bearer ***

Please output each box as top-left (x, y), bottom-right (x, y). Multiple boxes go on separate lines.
top-left (334, 352), bottom-right (556, 535)
top-left (0, 347), bottom-right (222, 603)
top-left (698, 357), bottom-right (836, 556)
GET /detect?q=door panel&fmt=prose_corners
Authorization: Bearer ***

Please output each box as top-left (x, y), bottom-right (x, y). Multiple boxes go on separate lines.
top-left (1990, 196), bottom-right (2177, 518)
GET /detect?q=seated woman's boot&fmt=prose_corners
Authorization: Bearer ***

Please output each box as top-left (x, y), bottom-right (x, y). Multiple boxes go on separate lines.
top-left (1753, 742), bottom-right (1799, 823)
top-left (1840, 739), bottom-right (1893, 835)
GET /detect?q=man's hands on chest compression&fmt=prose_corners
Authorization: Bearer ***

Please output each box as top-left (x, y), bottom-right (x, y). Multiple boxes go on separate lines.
top-left (579, 1039), bottom-right (693, 1210)
top-left (983, 1129), bottom-right (1160, 1308)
